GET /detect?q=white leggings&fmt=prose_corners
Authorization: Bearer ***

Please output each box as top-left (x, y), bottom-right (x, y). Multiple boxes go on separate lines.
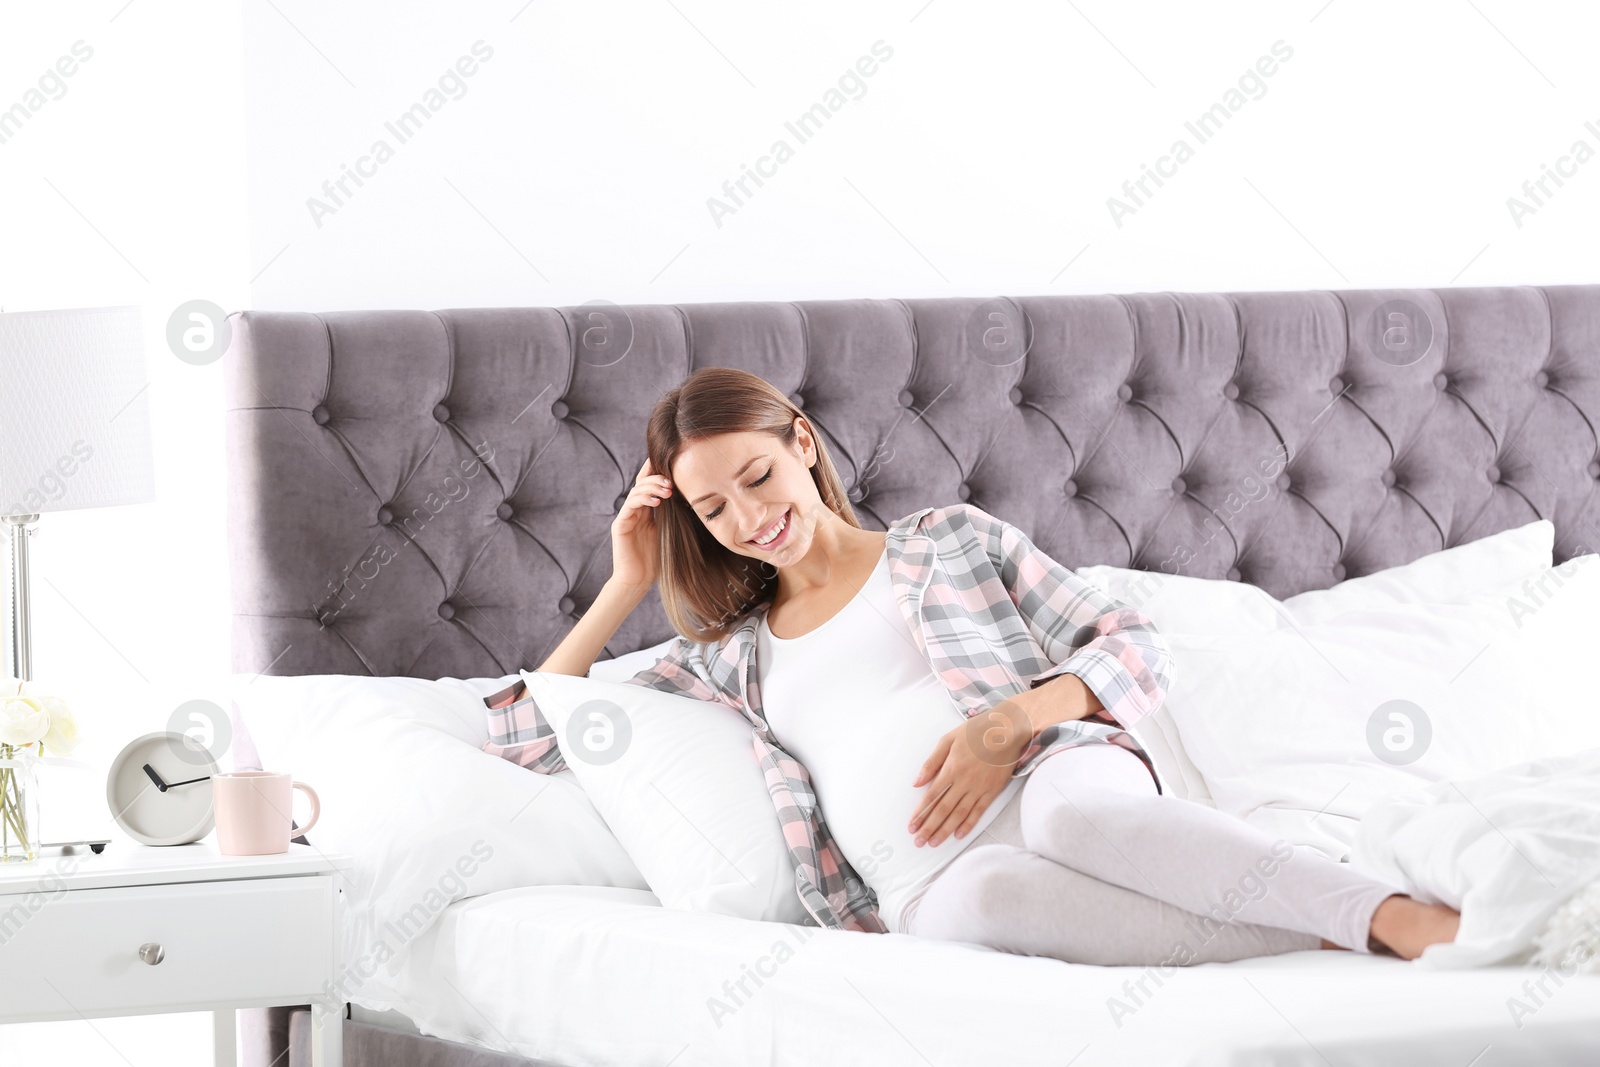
top-left (903, 743), bottom-right (1401, 965)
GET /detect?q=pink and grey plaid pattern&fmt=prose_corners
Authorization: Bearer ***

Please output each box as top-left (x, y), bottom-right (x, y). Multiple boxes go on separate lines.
top-left (482, 503), bottom-right (1174, 933)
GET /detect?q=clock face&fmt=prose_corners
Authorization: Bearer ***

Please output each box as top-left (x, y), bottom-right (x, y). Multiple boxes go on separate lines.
top-left (106, 732), bottom-right (221, 846)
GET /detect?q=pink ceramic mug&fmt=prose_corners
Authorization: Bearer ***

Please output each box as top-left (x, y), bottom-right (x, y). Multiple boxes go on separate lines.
top-left (212, 771), bottom-right (321, 855)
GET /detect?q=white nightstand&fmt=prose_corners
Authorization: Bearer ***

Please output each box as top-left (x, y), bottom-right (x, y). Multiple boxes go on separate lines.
top-left (0, 835), bottom-right (350, 1066)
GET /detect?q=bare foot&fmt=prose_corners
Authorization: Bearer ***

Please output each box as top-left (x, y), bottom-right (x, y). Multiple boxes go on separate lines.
top-left (1367, 894), bottom-right (1461, 960)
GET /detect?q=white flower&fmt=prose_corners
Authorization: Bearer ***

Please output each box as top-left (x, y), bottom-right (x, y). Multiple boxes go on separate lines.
top-left (40, 697), bottom-right (80, 755)
top-left (0, 693), bottom-right (49, 747)
top-left (0, 679), bottom-right (80, 753)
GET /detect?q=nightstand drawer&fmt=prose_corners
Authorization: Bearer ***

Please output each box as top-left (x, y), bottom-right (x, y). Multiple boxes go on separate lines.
top-left (0, 875), bottom-right (335, 1021)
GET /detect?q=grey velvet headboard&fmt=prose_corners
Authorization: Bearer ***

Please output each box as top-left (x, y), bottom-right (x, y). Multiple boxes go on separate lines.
top-left (225, 286), bottom-right (1600, 683)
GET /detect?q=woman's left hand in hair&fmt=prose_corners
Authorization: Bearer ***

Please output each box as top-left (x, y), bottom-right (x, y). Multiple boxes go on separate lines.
top-left (908, 701), bottom-right (1032, 848)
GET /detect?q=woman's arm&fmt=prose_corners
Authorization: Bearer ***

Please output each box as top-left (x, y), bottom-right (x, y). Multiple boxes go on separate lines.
top-left (535, 455), bottom-right (676, 680)
top-left (483, 588), bottom-right (730, 772)
top-left (537, 577), bottom-right (653, 676)
top-left (481, 574), bottom-right (654, 720)
top-left (1006, 671), bottom-right (1107, 734)
top-left (966, 504), bottom-right (1175, 732)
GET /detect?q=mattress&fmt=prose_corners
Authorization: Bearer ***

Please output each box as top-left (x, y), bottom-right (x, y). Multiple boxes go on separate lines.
top-left (357, 884), bottom-right (1600, 1067)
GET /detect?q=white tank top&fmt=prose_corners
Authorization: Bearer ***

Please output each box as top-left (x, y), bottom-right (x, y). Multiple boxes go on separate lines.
top-left (756, 545), bottom-right (1024, 933)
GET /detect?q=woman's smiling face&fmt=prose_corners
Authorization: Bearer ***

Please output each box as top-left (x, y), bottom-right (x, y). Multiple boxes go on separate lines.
top-left (670, 419), bottom-right (825, 567)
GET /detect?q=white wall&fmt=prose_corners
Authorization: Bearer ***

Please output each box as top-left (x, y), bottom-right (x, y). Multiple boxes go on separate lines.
top-left (244, 0), bottom-right (1599, 313)
top-left (2, 0), bottom-right (1597, 1062)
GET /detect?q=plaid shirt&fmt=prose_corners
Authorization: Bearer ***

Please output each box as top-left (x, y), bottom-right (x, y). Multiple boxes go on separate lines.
top-left (482, 503), bottom-right (1173, 933)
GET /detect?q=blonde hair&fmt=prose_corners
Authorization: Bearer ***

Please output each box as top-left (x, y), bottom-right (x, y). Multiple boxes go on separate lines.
top-left (646, 367), bottom-right (860, 641)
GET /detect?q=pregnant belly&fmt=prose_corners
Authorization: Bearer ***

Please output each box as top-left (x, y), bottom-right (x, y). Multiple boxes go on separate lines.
top-left (809, 740), bottom-right (1022, 918)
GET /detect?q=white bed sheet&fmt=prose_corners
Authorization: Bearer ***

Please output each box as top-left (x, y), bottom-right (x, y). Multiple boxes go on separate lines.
top-left (358, 884), bottom-right (1600, 1067)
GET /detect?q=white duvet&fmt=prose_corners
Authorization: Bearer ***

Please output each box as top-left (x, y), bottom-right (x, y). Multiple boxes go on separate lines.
top-left (1353, 744), bottom-right (1600, 971)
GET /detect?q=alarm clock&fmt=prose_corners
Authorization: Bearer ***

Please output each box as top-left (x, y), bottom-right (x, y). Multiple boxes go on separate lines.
top-left (105, 731), bottom-right (221, 846)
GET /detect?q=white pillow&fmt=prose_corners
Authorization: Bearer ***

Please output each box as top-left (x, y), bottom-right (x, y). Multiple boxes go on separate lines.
top-left (1073, 518), bottom-right (1555, 803)
top-left (231, 673), bottom-right (649, 1010)
top-left (520, 669), bottom-right (809, 925)
top-left (1076, 519), bottom-right (1553, 635)
top-left (1161, 552), bottom-right (1600, 861)
top-left (1278, 518), bottom-right (1554, 624)
top-left (588, 636), bottom-right (679, 684)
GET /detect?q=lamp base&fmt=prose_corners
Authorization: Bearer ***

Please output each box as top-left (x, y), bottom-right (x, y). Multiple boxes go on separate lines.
top-left (2, 513), bottom-right (39, 682)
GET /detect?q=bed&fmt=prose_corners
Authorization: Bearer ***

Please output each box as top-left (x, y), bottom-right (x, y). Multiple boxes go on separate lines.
top-left (224, 286), bottom-right (1600, 1066)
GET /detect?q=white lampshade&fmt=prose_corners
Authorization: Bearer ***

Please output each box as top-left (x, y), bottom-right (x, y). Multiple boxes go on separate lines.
top-left (0, 306), bottom-right (156, 518)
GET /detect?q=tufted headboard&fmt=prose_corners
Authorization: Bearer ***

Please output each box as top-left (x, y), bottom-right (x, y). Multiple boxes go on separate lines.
top-left (225, 286), bottom-right (1600, 682)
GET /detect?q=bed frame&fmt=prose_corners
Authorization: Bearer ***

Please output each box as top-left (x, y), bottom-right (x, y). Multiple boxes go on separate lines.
top-left (224, 285), bottom-right (1600, 1066)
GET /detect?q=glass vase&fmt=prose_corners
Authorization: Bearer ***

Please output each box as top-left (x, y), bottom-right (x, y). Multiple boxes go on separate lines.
top-left (0, 744), bottom-right (41, 863)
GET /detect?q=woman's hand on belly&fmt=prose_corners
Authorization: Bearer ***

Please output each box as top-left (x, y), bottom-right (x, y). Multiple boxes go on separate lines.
top-left (907, 708), bottom-right (1030, 849)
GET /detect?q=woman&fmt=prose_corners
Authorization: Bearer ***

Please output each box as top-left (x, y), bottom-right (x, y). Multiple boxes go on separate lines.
top-left (516, 367), bottom-right (1460, 965)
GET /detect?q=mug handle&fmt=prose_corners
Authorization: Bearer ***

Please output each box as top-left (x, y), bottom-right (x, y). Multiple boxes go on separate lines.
top-left (291, 781), bottom-right (321, 840)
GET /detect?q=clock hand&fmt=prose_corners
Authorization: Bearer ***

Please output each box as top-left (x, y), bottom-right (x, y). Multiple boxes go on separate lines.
top-left (166, 774), bottom-right (213, 788)
top-left (142, 763), bottom-right (171, 791)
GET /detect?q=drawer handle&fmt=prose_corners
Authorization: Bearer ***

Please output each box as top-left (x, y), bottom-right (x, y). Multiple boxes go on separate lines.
top-left (138, 943), bottom-right (165, 966)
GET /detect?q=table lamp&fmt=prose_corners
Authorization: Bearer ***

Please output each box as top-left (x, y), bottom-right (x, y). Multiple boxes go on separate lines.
top-left (0, 306), bottom-right (156, 681)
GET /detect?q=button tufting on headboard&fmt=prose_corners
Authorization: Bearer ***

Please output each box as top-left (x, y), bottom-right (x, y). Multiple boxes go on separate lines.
top-left (225, 286), bottom-right (1600, 680)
